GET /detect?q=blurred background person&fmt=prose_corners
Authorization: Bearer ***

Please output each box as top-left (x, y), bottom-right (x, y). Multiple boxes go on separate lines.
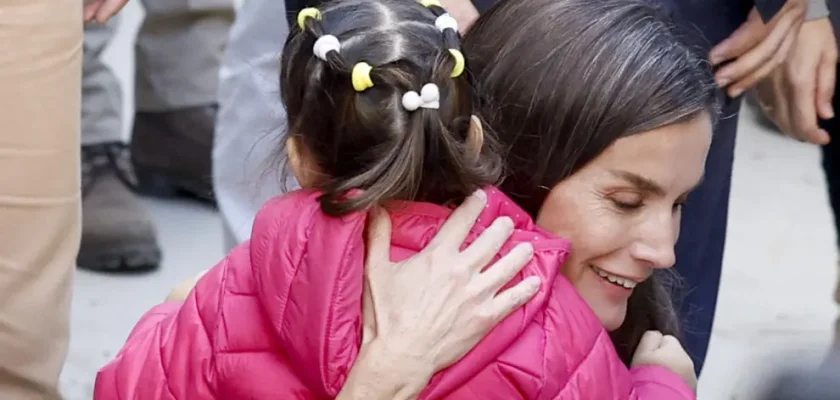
top-left (750, 0), bottom-right (838, 302)
top-left (0, 0), bottom-right (127, 397)
top-left (79, 0), bottom-right (235, 271)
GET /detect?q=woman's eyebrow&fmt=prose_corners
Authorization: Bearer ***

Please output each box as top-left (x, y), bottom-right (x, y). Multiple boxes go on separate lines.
top-left (610, 169), bottom-right (706, 195)
top-left (608, 169), bottom-right (665, 196)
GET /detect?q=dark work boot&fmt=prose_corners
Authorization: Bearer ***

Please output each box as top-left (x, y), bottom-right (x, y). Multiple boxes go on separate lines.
top-left (79, 142), bottom-right (162, 271)
top-left (131, 105), bottom-right (216, 204)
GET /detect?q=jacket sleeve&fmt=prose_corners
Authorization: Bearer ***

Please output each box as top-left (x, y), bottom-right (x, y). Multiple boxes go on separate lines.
top-left (550, 330), bottom-right (695, 400)
top-left (753, 0), bottom-right (829, 21)
top-left (807, 0), bottom-right (830, 20)
top-left (94, 256), bottom-right (232, 400)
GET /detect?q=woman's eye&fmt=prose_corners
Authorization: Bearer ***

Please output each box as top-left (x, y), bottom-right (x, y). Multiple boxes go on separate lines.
top-left (611, 199), bottom-right (643, 210)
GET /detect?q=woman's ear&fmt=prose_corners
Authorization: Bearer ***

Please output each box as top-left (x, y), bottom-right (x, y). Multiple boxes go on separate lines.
top-left (466, 115), bottom-right (485, 161)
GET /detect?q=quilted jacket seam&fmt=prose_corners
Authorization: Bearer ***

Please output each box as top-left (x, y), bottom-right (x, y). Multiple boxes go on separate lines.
top-left (324, 217), bottom-right (365, 394)
top-left (204, 256), bottom-right (232, 393)
top-left (552, 329), bottom-right (608, 398)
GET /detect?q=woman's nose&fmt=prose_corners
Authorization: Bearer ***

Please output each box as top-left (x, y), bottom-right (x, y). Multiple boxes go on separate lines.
top-left (630, 214), bottom-right (677, 269)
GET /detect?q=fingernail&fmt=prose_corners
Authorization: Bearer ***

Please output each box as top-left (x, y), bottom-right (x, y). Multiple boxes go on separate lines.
top-left (729, 88), bottom-right (743, 98)
top-left (473, 189), bottom-right (486, 201)
top-left (519, 242), bottom-right (534, 256)
top-left (716, 77), bottom-right (730, 87)
top-left (495, 216), bottom-right (514, 231)
top-left (523, 275), bottom-right (541, 289)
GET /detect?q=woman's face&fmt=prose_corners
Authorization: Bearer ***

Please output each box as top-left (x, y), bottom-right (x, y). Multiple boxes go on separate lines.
top-left (535, 114), bottom-right (712, 331)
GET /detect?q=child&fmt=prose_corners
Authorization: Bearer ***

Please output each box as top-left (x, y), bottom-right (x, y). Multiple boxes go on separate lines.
top-left (95, 0), bottom-right (697, 398)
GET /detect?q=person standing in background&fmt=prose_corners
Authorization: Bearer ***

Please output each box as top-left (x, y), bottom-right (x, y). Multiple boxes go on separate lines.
top-left (666, 0), bottom-right (810, 374)
top-left (79, 0), bottom-right (235, 271)
top-left (0, 0), bottom-right (127, 397)
top-left (753, 0), bottom-right (839, 303)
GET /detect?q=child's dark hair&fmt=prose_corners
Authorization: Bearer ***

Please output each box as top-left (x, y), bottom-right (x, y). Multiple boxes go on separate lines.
top-left (280, 0), bottom-right (501, 216)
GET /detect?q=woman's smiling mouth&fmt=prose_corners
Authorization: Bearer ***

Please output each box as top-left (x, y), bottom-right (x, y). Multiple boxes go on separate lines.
top-left (590, 265), bottom-right (639, 289)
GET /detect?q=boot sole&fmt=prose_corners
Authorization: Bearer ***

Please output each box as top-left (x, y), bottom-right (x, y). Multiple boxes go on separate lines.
top-left (77, 244), bottom-right (162, 272)
top-left (134, 165), bottom-right (216, 206)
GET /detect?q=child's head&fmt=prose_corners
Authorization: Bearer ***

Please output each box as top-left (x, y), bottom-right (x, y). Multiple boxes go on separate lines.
top-left (281, 0), bottom-right (501, 216)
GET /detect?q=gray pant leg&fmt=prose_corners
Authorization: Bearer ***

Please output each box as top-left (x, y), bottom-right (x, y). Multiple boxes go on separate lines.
top-left (213, 0), bottom-right (298, 244)
top-left (135, 0), bottom-right (235, 111)
top-left (82, 19), bottom-right (123, 146)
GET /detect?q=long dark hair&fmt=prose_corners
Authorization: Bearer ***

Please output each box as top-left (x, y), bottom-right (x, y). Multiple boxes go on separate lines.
top-left (464, 0), bottom-right (720, 365)
top-left (280, 0), bottom-right (502, 216)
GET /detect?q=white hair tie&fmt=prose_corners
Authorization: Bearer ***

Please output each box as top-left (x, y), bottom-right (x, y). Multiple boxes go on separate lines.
top-left (313, 35), bottom-right (340, 61)
top-left (435, 14), bottom-right (459, 32)
top-left (402, 83), bottom-right (440, 111)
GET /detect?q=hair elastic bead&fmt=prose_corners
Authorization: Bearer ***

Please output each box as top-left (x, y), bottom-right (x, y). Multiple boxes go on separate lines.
top-left (402, 83), bottom-right (440, 111)
top-left (352, 62), bottom-right (374, 92)
top-left (448, 49), bottom-right (465, 78)
top-left (420, 0), bottom-right (443, 8)
top-left (297, 8), bottom-right (322, 30)
top-left (435, 14), bottom-right (459, 32)
top-left (313, 35), bottom-right (340, 60)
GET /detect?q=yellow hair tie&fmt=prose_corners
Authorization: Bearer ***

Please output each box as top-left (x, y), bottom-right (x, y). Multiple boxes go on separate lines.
top-left (352, 62), bottom-right (374, 92)
top-left (297, 8), bottom-right (321, 30)
top-left (420, 0), bottom-right (442, 8)
top-left (448, 49), bottom-right (465, 78)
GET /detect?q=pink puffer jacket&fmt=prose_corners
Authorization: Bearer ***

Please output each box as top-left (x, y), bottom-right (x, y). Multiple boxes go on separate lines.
top-left (95, 188), bottom-right (694, 399)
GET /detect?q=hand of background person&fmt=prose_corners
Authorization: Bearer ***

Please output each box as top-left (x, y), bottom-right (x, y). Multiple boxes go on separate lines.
top-left (440, 0), bottom-right (480, 34)
top-left (631, 330), bottom-right (697, 391)
top-left (709, 0), bottom-right (807, 98)
top-left (84, 0), bottom-right (131, 23)
top-left (359, 190), bottom-right (540, 377)
top-left (166, 269), bottom-right (209, 302)
top-left (754, 17), bottom-right (837, 145)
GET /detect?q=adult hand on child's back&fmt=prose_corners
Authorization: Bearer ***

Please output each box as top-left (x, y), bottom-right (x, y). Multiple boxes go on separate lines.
top-left (631, 330), bottom-right (697, 391)
top-left (709, 0), bottom-right (807, 98)
top-left (361, 189), bottom-right (540, 378)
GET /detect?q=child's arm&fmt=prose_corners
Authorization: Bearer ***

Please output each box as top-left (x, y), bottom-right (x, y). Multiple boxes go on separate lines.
top-left (93, 258), bottom-right (230, 400)
top-left (550, 331), bottom-right (695, 400)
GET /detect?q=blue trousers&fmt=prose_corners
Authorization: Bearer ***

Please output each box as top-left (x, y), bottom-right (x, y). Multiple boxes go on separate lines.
top-left (673, 102), bottom-right (740, 374)
top-left (819, 65), bottom-right (840, 249)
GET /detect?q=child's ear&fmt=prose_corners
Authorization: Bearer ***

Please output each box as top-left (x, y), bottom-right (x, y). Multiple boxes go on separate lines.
top-left (287, 137), bottom-right (324, 188)
top-left (287, 137), bottom-right (311, 188)
top-left (466, 115), bottom-right (485, 161)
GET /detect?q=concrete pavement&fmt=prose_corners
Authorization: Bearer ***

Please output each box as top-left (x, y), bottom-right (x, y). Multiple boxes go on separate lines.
top-left (59, 2), bottom-right (840, 398)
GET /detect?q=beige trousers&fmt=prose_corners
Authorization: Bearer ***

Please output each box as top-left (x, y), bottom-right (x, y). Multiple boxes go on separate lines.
top-left (0, 0), bottom-right (82, 398)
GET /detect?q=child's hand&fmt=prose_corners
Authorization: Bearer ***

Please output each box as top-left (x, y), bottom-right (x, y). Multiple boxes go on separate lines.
top-left (165, 270), bottom-right (209, 302)
top-left (631, 330), bottom-right (697, 390)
